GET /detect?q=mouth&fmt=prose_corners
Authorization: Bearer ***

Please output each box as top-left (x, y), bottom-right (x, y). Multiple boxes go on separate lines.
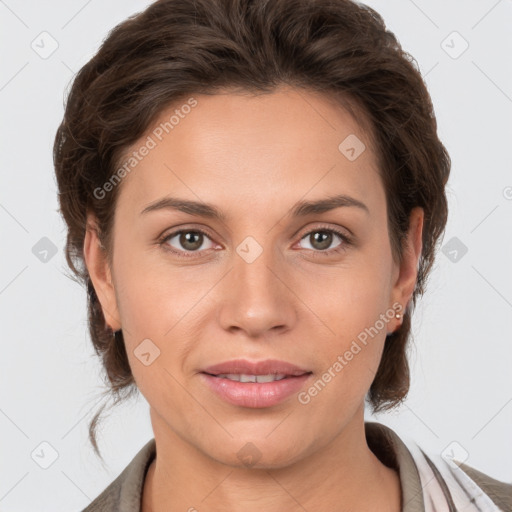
top-left (199, 359), bottom-right (313, 408)
top-left (203, 373), bottom-right (304, 383)
top-left (201, 358), bottom-right (311, 377)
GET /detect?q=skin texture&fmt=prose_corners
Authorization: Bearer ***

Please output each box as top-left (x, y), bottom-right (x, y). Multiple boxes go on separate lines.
top-left (84, 86), bottom-right (423, 511)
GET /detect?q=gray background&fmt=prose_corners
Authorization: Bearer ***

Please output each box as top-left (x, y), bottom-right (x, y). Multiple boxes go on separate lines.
top-left (1, 0), bottom-right (511, 510)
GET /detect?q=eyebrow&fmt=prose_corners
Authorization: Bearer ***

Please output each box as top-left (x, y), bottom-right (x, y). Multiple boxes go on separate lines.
top-left (140, 193), bottom-right (369, 220)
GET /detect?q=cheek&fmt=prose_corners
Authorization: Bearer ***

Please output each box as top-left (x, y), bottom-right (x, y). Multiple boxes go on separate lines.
top-left (112, 243), bottom-right (194, 334)
top-left (111, 248), bottom-right (211, 387)
top-left (112, 222), bottom-right (392, 394)
top-left (300, 289), bottom-right (390, 418)
top-left (301, 240), bottom-right (393, 389)
top-left (307, 246), bottom-right (393, 341)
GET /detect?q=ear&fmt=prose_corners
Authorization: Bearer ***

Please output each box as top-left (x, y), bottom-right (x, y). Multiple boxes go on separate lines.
top-left (83, 213), bottom-right (121, 331)
top-left (389, 206), bottom-right (424, 327)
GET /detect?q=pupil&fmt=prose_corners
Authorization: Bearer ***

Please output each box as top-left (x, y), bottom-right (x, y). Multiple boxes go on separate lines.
top-left (177, 231), bottom-right (333, 252)
top-left (312, 231), bottom-right (331, 250)
top-left (181, 231), bottom-right (202, 250)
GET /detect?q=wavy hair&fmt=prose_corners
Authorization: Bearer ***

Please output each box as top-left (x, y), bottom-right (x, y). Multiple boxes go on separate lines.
top-left (53, 0), bottom-right (450, 459)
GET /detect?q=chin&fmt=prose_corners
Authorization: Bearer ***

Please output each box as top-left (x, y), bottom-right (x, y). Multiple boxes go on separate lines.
top-left (200, 434), bottom-right (310, 470)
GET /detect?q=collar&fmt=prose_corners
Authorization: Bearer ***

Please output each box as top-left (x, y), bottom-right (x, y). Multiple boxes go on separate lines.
top-left (84, 421), bottom-right (430, 511)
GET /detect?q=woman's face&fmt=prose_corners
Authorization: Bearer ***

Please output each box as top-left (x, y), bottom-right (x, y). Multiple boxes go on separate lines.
top-left (85, 86), bottom-right (423, 468)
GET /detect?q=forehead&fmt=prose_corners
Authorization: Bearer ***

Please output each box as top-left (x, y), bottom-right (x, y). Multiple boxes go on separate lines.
top-left (114, 86), bottom-right (384, 219)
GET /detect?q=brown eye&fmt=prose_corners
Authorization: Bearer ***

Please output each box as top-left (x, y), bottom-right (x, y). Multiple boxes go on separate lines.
top-left (162, 229), bottom-right (215, 254)
top-left (296, 226), bottom-right (353, 258)
top-left (299, 229), bottom-right (343, 252)
top-left (182, 231), bottom-right (204, 251)
top-left (310, 231), bottom-right (334, 250)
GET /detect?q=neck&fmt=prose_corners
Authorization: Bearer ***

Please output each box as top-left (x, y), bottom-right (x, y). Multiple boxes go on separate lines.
top-left (142, 407), bottom-right (401, 512)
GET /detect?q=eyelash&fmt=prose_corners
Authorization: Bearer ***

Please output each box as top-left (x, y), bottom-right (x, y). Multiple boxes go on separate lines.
top-left (157, 224), bottom-right (353, 259)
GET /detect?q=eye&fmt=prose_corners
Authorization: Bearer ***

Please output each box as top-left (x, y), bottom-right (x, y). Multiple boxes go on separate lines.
top-left (158, 225), bottom-right (352, 259)
top-left (297, 226), bottom-right (351, 256)
top-left (160, 228), bottom-right (217, 256)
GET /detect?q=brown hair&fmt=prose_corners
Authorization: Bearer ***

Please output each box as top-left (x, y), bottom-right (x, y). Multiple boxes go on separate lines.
top-left (53, 0), bottom-right (450, 459)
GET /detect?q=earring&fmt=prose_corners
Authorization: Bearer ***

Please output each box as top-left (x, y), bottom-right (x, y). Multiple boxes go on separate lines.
top-left (387, 307), bottom-right (403, 336)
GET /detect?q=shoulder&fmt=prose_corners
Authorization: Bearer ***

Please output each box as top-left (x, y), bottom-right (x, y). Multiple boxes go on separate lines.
top-left (82, 438), bottom-right (156, 512)
top-left (414, 444), bottom-right (511, 512)
top-left (458, 461), bottom-right (512, 512)
top-left (365, 421), bottom-right (511, 512)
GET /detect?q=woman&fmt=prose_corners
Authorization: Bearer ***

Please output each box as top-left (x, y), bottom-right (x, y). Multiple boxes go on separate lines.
top-left (53, 0), bottom-right (511, 510)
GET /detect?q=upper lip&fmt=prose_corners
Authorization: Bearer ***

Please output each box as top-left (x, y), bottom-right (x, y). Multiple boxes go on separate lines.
top-left (202, 359), bottom-right (311, 376)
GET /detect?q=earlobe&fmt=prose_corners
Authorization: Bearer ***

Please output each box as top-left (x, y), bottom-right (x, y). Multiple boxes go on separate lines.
top-left (83, 215), bottom-right (121, 331)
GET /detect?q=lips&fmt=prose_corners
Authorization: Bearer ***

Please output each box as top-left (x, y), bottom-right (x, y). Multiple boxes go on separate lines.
top-left (200, 359), bottom-right (313, 408)
top-left (202, 358), bottom-right (311, 377)
top-left (214, 373), bottom-right (288, 383)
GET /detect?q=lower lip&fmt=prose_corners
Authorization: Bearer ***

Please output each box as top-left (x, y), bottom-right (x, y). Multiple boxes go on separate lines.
top-left (200, 373), bottom-right (312, 408)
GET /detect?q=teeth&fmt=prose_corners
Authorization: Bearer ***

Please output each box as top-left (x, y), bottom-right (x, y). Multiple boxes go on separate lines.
top-left (216, 373), bottom-right (288, 383)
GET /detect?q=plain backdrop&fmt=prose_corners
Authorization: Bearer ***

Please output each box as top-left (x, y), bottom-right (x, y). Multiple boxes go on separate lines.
top-left (1, 1), bottom-right (511, 510)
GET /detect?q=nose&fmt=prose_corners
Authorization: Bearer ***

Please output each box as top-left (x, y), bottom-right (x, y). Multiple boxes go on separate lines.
top-left (217, 239), bottom-right (297, 339)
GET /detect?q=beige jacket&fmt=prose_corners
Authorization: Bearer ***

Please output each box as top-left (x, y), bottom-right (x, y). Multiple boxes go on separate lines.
top-left (82, 422), bottom-right (512, 511)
